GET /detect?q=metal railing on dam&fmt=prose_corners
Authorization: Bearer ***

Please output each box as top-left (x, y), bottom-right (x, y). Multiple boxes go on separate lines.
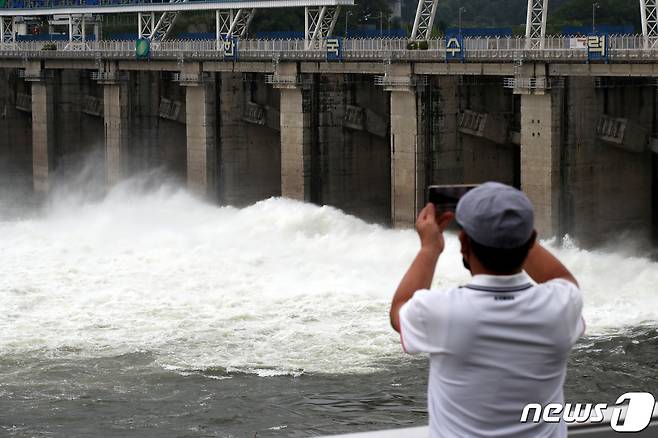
top-left (1, 36), bottom-right (658, 62)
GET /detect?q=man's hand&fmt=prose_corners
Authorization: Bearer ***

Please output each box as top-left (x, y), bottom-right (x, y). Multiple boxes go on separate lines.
top-left (390, 205), bottom-right (454, 333)
top-left (416, 203), bottom-right (455, 254)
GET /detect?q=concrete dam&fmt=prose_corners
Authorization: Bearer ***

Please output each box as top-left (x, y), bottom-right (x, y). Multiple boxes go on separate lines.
top-left (1, 47), bottom-right (657, 248)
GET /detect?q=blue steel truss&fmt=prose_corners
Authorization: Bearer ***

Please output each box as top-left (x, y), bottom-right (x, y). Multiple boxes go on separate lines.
top-left (0, 0), bottom-right (351, 14)
top-left (0, 0), bottom-right (350, 43)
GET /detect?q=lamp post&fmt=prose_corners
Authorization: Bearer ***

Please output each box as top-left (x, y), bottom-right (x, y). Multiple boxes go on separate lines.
top-left (379, 11), bottom-right (383, 37)
top-left (458, 7), bottom-right (466, 37)
top-left (592, 1), bottom-right (600, 33)
top-left (345, 10), bottom-right (351, 37)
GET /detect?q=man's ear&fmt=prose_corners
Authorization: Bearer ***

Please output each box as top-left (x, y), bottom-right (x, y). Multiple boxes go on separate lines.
top-left (528, 230), bottom-right (538, 248)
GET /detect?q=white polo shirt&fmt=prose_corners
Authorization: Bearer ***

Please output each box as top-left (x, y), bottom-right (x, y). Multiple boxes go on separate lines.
top-left (399, 272), bottom-right (585, 438)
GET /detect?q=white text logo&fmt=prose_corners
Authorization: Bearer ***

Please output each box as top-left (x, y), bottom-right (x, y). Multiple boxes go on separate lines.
top-left (520, 392), bottom-right (655, 432)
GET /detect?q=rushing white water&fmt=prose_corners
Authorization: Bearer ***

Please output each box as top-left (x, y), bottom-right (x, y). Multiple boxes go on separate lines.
top-left (1, 176), bottom-right (657, 376)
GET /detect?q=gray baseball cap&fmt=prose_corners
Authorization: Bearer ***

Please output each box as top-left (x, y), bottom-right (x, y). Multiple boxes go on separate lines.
top-left (455, 182), bottom-right (535, 249)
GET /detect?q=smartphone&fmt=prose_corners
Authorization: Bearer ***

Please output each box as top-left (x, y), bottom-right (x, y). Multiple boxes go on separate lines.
top-left (428, 184), bottom-right (479, 213)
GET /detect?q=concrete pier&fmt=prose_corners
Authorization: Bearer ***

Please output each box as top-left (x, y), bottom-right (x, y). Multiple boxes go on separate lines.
top-left (389, 65), bottom-right (425, 228)
top-left (30, 68), bottom-right (56, 194)
top-left (183, 64), bottom-right (216, 198)
top-left (391, 89), bottom-right (423, 228)
top-left (275, 63), bottom-right (313, 202)
top-left (520, 90), bottom-right (563, 238)
top-left (103, 81), bottom-right (129, 186)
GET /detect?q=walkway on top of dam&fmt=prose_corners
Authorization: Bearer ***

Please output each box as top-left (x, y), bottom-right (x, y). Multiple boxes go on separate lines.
top-left (2, 36), bottom-right (658, 64)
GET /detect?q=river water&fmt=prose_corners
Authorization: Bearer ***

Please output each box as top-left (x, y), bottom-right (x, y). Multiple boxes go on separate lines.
top-left (1, 175), bottom-right (657, 437)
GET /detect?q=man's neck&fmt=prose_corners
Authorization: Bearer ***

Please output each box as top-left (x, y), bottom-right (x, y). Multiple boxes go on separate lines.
top-left (470, 265), bottom-right (523, 277)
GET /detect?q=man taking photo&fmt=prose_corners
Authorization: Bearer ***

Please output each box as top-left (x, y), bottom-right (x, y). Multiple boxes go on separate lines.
top-left (390, 182), bottom-right (585, 437)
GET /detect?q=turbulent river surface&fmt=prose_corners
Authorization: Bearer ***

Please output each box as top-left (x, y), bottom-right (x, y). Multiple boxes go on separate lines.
top-left (1, 176), bottom-right (657, 437)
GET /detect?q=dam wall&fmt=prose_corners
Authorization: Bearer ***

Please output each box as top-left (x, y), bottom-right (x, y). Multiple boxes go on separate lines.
top-left (0, 60), bottom-right (656, 248)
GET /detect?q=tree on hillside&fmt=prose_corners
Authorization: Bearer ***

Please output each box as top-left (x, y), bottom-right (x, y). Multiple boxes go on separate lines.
top-left (550, 0), bottom-right (639, 32)
top-left (400, 0), bottom-right (637, 32)
top-left (250, 9), bottom-right (305, 34)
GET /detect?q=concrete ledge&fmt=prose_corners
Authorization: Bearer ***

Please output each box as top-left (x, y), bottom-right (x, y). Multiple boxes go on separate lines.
top-left (321, 422), bottom-right (658, 438)
top-left (415, 62), bottom-right (515, 76)
top-left (45, 59), bottom-right (96, 70)
top-left (300, 62), bottom-right (384, 74)
top-left (322, 427), bottom-right (428, 437)
top-left (0, 59), bottom-right (653, 77)
top-left (204, 61), bottom-right (275, 73)
top-left (118, 60), bottom-right (180, 71)
top-left (321, 404), bottom-right (658, 437)
top-left (550, 63), bottom-right (658, 77)
top-left (0, 60), bottom-right (23, 68)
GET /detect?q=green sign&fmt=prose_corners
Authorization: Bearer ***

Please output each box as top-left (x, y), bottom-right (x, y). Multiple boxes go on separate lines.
top-left (0, 0), bottom-right (7, 7)
top-left (135, 39), bottom-right (150, 59)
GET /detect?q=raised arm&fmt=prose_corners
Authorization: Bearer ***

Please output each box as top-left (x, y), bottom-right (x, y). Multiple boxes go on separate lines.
top-left (523, 241), bottom-right (579, 288)
top-left (389, 205), bottom-right (453, 333)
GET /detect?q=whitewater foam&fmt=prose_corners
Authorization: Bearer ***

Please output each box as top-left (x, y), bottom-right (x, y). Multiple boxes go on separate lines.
top-left (1, 177), bottom-right (657, 376)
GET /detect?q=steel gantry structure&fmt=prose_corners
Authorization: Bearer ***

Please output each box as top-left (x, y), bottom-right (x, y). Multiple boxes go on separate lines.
top-left (408, 0), bottom-right (551, 45)
top-left (525, 0), bottom-right (658, 49)
top-left (2, 0), bottom-right (658, 50)
top-left (408, 0), bottom-right (658, 50)
top-left (526, 0), bottom-right (658, 49)
top-left (215, 8), bottom-right (256, 40)
top-left (305, 5), bottom-right (340, 47)
top-left (410, 0), bottom-right (438, 41)
top-left (640, 0), bottom-right (658, 48)
top-left (0, 0), bottom-right (351, 46)
top-left (137, 1), bottom-right (188, 41)
top-left (525, 0), bottom-right (548, 49)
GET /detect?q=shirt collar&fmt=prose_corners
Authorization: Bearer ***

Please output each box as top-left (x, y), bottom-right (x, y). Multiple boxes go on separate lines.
top-left (465, 272), bottom-right (534, 292)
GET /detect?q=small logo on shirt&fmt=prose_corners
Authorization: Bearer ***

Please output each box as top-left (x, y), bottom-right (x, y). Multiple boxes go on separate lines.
top-left (520, 392), bottom-right (656, 432)
top-left (494, 296), bottom-right (514, 301)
